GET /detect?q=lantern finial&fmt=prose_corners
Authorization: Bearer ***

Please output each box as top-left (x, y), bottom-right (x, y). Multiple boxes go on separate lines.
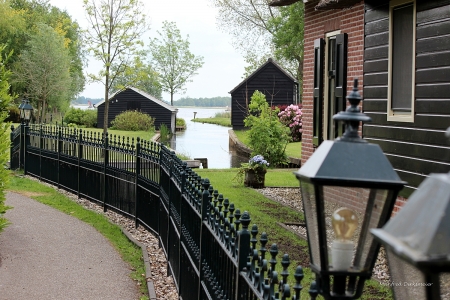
top-left (333, 78), bottom-right (372, 141)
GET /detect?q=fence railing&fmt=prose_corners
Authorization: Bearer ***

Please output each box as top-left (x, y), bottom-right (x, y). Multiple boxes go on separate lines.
top-left (11, 124), bottom-right (307, 300)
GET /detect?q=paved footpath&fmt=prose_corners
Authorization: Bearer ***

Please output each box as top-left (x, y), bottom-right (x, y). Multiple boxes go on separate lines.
top-left (0, 192), bottom-right (139, 300)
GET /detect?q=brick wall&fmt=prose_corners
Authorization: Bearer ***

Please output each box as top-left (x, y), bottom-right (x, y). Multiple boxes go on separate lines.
top-left (302, 1), bottom-right (365, 166)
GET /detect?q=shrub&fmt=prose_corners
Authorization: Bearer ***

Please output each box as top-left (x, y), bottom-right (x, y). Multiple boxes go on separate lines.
top-left (176, 118), bottom-right (186, 127)
top-left (81, 110), bottom-right (97, 128)
top-left (64, 108), bottom-right (85, 125)
top-left (5, 106), bottom-right (20, 123)
top-left (64, 108), bottom-right (97, 127)
top-left (244, 91), bottom-right (291, 166)
top-left (278, 104), bottom-right (303, 142)
top-left (0, 111), bottom-right (10, 233)
top-left (110, 110), bottom-right (154, 131)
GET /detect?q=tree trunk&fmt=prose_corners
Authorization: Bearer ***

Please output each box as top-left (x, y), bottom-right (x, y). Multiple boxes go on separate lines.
top-left (41, 99), bottom-right (47, 124)
top-left (103, 70), bottom-right (110, 137)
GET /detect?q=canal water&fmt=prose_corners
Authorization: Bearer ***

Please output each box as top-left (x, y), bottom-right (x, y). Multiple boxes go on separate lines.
top-left (72, 105), bottom-right (248, 168)
top-left (172, 107), bottom-right (248, 169)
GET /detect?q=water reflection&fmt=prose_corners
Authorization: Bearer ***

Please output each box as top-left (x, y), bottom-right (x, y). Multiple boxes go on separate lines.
top-left (170, 107), bottom-right (248, 168)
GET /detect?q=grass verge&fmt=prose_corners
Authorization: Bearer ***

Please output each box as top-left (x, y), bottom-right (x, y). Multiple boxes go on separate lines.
top-left (192, 117), bottom-right (231, 127)
top-left (7, 171), bottom-right (149, 300)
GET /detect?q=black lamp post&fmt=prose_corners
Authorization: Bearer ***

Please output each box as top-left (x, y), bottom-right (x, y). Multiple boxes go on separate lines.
top-left (18, 98), bottom-right (34, 169)
top-left (371, 129), bottom-right (450, 300)
top-left (294, 79), bottom-right (406, 299)
top-left (18, 99), bottom-right (33, 125)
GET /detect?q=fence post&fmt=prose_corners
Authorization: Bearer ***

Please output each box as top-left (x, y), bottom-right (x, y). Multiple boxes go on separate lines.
top-left (77, 129), bottom-right (83, 198)
top-left (103, 132), bottom-right (109, 212)
top-left (19, 123), bottom-right (24, 169)
top-left (39, 124), bottom-right (43, 179)
top-left (57, 126), bottom-right (61, 188)
top-left (135, 137), bottom-right (141, 228)
top-left (10, 125), bottom-right (14, 169)
top-left (23, 125), bottom-right (29, 175)
top-left (235, 211), bottom-right (251, 299)
top-left (198, 178), bottom-right (210, 299)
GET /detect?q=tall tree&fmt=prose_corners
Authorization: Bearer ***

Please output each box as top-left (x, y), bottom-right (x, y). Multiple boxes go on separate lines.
top-left (210, 0), bottom-right (277, 74)
top-left (0, 0), bottom-right (26, 59)
top-left (83, 0), bottom-right (149, 134)
top-left (6, 0), bottom-right (85, 100)
top-left (210, 0), bottom-right (303, 83)
top-left (112, 55), bottom-right (162, 99)
top-left (268, 2), bottom-right (304, 86)
top-left (13, 23), bottom-right (72, 120)
top-left (149, 21), bottom-right (204, 106)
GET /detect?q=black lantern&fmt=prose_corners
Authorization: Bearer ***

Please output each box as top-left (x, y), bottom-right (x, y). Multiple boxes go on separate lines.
top-left (371, 133), bottom-right (450, 299)
top-left (18, 99), bottom-right (33, 125)
top-left (294, 79), bottom-right (406, 299)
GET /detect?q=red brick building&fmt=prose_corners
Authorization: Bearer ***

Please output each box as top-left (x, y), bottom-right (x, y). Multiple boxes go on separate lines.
top-left (301, 0), bottom-right (365, 165)
top-left (271, 0), bottom-right (450, 213)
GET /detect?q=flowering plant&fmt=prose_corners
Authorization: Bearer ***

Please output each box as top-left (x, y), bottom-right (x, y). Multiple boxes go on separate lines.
top-left (278, 104), bottom-right (303, 142)
top-left (234, 155), bottom-right (269, 185)
top-left (246, 154), bottom-right (270, 171)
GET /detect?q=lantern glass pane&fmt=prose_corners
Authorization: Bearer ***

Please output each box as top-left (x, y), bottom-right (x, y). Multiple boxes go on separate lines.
top-left (300, 180), bottom-right (321, 268)
top-left (355, 189), bottom-right (390, 271)
top-left (386, 249), bottom-right (426, 299)
top-left (320, 187), bottom-right (391, 272)
top-left (24, 110), bottom-right (31, 120)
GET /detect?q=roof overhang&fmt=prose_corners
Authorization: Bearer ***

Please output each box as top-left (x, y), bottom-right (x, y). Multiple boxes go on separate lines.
top-left (314, 0), bottom-right (361, 10)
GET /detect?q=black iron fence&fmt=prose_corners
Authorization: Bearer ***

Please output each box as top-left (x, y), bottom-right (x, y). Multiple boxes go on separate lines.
top-left (11, 124), bottom-right (307, 300)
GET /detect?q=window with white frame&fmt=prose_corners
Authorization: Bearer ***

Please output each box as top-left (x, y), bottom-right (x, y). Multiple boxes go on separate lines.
top-left (388, 0), bottom-right (416, 122)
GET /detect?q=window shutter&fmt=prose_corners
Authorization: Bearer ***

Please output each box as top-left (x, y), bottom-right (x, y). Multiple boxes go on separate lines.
top-left (334, 33), bottom-right (348, 138)
top-left (313, 38), bottom-right (324, 147)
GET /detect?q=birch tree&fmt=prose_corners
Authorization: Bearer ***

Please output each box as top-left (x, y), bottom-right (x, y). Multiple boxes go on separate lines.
top-left (83, 0), bottom-right (149, 133)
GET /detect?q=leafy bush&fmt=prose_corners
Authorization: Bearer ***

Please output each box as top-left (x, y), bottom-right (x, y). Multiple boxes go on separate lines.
top-left (176, 118), bottom-right (186, 127)
top-left (64, 108), bottom-right (97, 127)
top-left (0, 112), bottom-right (10, 233)
top-left (110, 110), bottom-right (154, 131)
top-left (244, 91), bottom-right (291, 166)
top-left (64, 108), bottom-right (85, 124)
top-left (0, 44), bottom-right (13, 232)
top-left (81, 110), bottom-right (97, 128)
top-left (278, 104), bottom-right (303, 142)
top-left (5, 106), bottom-right (20, 123)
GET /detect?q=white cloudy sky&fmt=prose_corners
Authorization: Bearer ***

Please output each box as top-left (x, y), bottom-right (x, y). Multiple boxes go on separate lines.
top-left (48, 0), bottom-right (246, 101)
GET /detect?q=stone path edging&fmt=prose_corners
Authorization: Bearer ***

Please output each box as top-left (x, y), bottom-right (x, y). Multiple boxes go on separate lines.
top-left (120, 228), bottom-right (158, 300)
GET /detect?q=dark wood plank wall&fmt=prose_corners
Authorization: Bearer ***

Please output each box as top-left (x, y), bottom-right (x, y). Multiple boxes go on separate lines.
top-left (231, 64), bottom-right (296, 130)
top-left (97, 89), bottom-right (173, 130)
top-left (363, 0), bottom-right (450, 197)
